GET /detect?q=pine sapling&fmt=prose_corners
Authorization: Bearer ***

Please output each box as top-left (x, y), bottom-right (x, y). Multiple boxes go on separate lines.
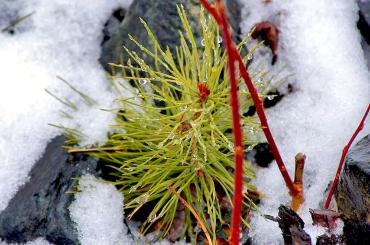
top-left (51, 2), bottom-right (291, 242)
top-left (56, 6), bottom-right (283, 242)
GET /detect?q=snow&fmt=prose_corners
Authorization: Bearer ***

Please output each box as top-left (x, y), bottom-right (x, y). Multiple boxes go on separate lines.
top-left (239, 0), bottom-right (370, 244)
top-left (69, 175), bottom-right (132, 245)
top-left (69, 175), bottom-right (187, 245)
top-left (24, 238), bottom-right (53, 245)
top-left (0, 0), bottom-right (133, 212)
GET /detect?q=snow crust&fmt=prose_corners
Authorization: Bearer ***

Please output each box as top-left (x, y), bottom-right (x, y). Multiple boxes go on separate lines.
top-left (0, 0), bottom-right (132, 212)
top-left (239, 0), bottom-right (370, 244)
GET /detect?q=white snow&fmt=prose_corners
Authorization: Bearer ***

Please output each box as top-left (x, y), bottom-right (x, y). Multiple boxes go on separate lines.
top-left (239, 0), bottom-right (370, 244)
top-left (24, 238), bottom-right (53, 245)
top-left (69, 175), bottom-right (132, 245)
top-left (70, 175), bottom-right (187, 245)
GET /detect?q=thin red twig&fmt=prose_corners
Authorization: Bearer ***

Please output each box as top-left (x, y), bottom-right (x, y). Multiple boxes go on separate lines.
top-left (200, 0), bottom-right (297, 196)
top-left (199, 0), bottom-right (299, 243)
top-left (235, 53), bottom-right (297, 196)
top-left (324, 104), bottom-right (370, 209)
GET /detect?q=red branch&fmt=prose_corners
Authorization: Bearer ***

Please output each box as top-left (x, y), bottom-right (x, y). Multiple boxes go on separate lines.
top-left (214, 2), bottom-right (245, 243)
top-left (199, 0), bottom-right (298, 244)
top-left (235, 52), bottom-right (297, 196)
top-left (324, 104), bottom-right (370, 209)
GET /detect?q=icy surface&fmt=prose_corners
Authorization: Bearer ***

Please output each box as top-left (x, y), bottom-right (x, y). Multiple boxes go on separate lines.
top-left (69, 175), bottom-right (132, 245)
top-left (0, 0), bottom-right (133, 212)
top-left (239, 0), bottom-right (370, 244)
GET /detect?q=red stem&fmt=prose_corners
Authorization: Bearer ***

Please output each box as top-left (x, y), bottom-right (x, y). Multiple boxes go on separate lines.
top-left (199, 0), bottom-right (222, 24)
top-left (212, 1), bottom-right (245, 243)
top-left (199, 0), bottom-right (298, 243)
top-left (200, 0), bottom-right (297, 196)
top-left (324, 104), bottom-right (370, 209)
top-left (235, 53), bottom-right (297, 196)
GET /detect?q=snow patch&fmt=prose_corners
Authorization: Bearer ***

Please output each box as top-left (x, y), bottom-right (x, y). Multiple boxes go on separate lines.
top-left (69, 175), bottom-right (187, 245)
top-left (69, 175), bottom-right (132, 245)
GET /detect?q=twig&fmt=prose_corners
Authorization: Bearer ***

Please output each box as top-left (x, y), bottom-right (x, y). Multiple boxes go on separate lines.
top-left (167, 186), bottom-right (213, 245)
top-left (218, 5), bottom-right (246, 245)
top-left (63, 146), bottom-right (125, 153)
top-left (324, 104), bottom-right (370, 209)
top-left (235, 27), bottom-right (297, 197)
top-left (199, 1), bottom-right (245, 243)
top-left (292, 153), bottom-right (306, 211)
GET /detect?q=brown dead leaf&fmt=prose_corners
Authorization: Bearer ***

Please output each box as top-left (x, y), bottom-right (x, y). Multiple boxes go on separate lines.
top-left (251, 21), bottom-right (279, 65)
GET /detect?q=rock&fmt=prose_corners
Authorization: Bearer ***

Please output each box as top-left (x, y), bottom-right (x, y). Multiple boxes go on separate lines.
top-left (358, 1), bottom-right (370, 69)
top-left (277, 205), bottom-right (311, 245)
top-left (101, 8), bottom-right (127, 45)
top-left (362, 35), bottom-right (370, 70)
top-left (99, 0), bottom-right (242, 73)
top-left (342, 221), bottom-right (370, 245)
top-left (0, 136), bottom-right (98, 244)
top-left (334, 134), bottom-right (370, 243)
top-left (243, 84), bottom-right (293, 118)
top-left (358, 0), bottom-right (370, 44)
top-left (357, 0), bottom-right (370, 70)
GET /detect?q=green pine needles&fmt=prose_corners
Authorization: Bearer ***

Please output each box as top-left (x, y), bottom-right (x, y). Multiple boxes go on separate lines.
top-left (101, 6), bottom-right (260, 241)
top-left (57, 5), bottom-right (287, 243)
